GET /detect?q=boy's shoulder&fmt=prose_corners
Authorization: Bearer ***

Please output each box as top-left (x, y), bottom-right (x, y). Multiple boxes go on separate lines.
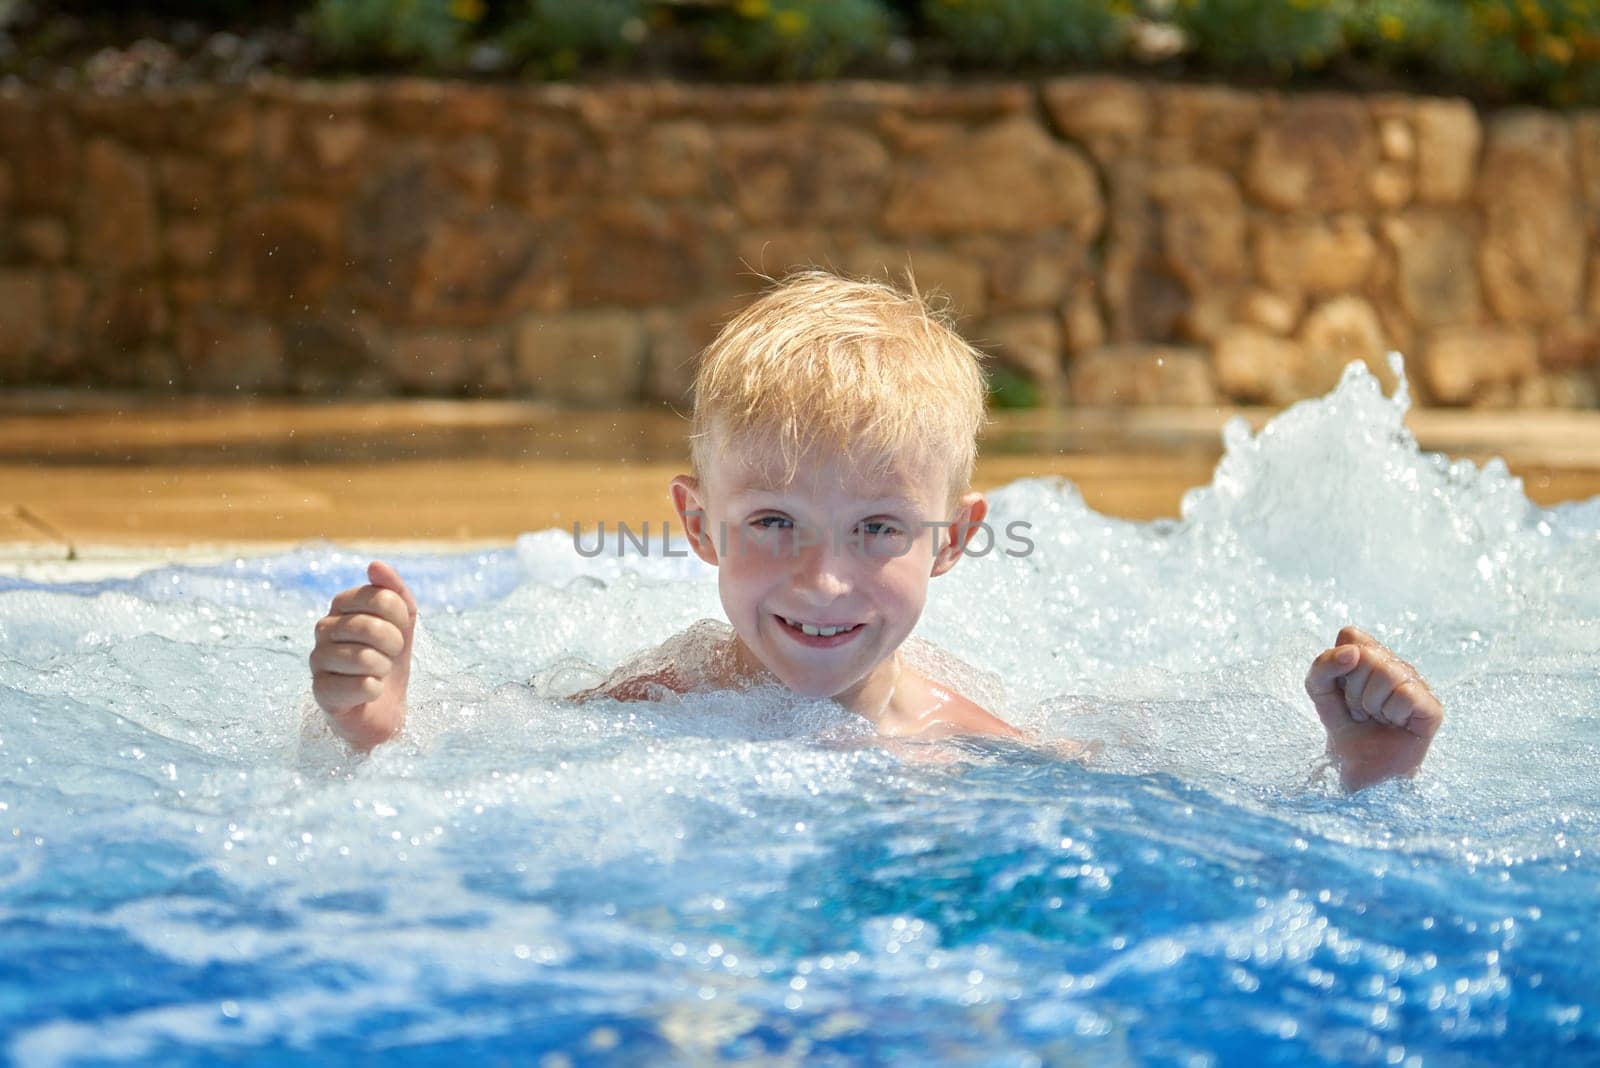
top-left (881, 667), bottom-right (1025, 742)
top-left (576, 619), bottom-right (738, 702)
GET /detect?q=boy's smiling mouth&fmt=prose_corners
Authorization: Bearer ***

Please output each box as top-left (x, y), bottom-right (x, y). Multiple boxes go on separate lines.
top-left (775, 613), bottom-right (864, 644)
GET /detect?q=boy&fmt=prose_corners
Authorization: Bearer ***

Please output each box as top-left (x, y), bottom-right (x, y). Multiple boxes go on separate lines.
top-left (310, 270), bottom-right (1443, 792)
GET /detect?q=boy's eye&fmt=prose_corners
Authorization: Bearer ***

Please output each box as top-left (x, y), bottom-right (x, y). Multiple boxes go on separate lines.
top-left (751, 515), bottom-right (792, 530)
top-left (860, 520), bottom-right (905, 538)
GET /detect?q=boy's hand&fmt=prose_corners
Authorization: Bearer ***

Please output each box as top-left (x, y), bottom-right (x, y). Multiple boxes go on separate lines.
top-left (1305, 626), bottom-right (1444, 793)
top-left (310, 560), bottom-right (417, 750)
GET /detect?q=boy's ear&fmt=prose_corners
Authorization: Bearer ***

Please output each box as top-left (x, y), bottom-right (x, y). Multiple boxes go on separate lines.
top-left (670, 474), bottom-right (719, 566)
top-left (930, 492), bottom-right (988, 577)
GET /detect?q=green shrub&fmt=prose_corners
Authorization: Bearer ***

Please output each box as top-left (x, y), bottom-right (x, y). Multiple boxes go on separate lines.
top-left (1345, 0), bottom-right (1600, 105)
top-left (1169, 0), bottom-right (1346, 71)
top-left (703, 0), bottom-right (894, 80)
top-left (309, 0), bottom-right (477, 68)
top-left (923, 0), bottom-right (1129, 67)
top-left (501, 0), bottom-right (647, 78)
top-left (1449, 0), bottom-right (1600, 105)
top-left (985, 365), bottom-right (1041, 409)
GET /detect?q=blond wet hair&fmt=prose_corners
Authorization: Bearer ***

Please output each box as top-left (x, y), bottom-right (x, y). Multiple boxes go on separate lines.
top-left (689, 268), bottom-right (987, 506)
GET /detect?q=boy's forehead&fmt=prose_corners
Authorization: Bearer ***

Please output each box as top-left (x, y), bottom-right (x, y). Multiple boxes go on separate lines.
top-left (711, 441), bottom-right (941, 502)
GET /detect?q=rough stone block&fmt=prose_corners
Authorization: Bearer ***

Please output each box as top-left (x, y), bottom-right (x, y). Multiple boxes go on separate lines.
top-left (177, 310), bottom-right (286, 392)
top-left (48, 271), bottom-right (88, 337)
top-left (1575, 112), bottom-right (1600, 214)
top-left (158, 154), bottom-right (223, 215)
top-left (884, 118), bottom-right (1102, 237)
top-left (1147, 165), bottom-right (1248, 292)
top-left (1061, 280), bottom-right (1105, 355)
top-left (1370, 162), bottom-right (1414, 208)
top-left (1153, 85), bottom-right (1263, 171)
top-left (514, 310), bottom-right (645, 403)
top-left (391, 329), bottom-right (511, 395)
top-left (223, 198), bottom-right (341, 310)
top-left (409, 207), bottom-right (549, 323)
top-left (309, 117), bottom-right (370, 172)
top-left (1254, 215), bottom-right (1377, 296)
top-left (77, 138), bottom-right (159, 271)
top-left (988, 235), bottom-right (1085, 313)
top-left (1246, 95), bottom-right (1377, 212)
top-left (1422, 325), bottom-right (1538, 405)
top-left (732, 229), bottom-right (842, 283)
top-left (283, 313), bottom-right (388, 394)
top-left (1068, 344), bottom-right (1215, 406)
top-left (1379, 115), bottom-right (1416, 162)
top-left (719, 124), bottom-right (890, 226)
top-left (441, 136), bottom-right (501, 202)
top-left (17, 217), bottom-right (69, 264)
top-left (638, 121), bottom-right (715, 199)
top-left (1297, 294), bottom-right (1395, 394)
top-left (1381, 211), bottom-right (1481, 328)
top-left (1213, 325), bottom-right (1306, 404)
top-left (982, 313), bottom-right (1065, 396)
top-left (569, 203), bottom-right (707, 308)
top-left (643, 296), bottom-right (744, 404)
top-left (1236, 288), bottom-right (1301, 335)
top-left (166, 220), bottom-right (220, 272)
top-left (0, 271), bottom-right (47, 372)
top-left (14, 112), bottom-right (79, 213)
top-left (845, 245), bottom-right (986, 320)
top-left (1478, 111), bottom-right (1584, 323)
top-left (1413, 99), bottom-right (1480, 204)
top-left (1539, 319), bottom-right (1600, 369)
top-left (85, 282), bottom-right (169, 353)
top-left (513, 121), bottom-right (602, 218)
top-left (1041, 77), bottom-right (1152, 162)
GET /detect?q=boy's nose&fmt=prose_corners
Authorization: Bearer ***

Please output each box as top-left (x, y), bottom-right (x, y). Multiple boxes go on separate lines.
top-left (789, 536), bottom-right (853, 602)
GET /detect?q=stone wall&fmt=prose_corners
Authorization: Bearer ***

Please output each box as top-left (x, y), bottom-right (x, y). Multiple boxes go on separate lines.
top-left (1, 76), bottom-right (1597, 407)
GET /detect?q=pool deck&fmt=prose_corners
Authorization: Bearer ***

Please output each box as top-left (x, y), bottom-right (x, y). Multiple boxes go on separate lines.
top-left (3, 391), bottom-right (1599, 578)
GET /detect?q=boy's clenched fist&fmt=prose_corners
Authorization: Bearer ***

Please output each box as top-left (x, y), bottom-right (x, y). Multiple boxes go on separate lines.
top-left (310, 560), bottom-right (416, 750)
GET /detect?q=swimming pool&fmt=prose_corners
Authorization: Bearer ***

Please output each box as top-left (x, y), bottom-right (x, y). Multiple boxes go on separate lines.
top-left (2, 362), bottom-right (1597, 1065)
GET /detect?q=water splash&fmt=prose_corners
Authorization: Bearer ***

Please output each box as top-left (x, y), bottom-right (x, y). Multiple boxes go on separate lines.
top-left (2, 361), bottom-right (1597, 1065)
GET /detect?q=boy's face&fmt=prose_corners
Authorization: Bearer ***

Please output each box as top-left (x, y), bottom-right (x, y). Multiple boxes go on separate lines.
top-left (671, 438), bottom-right (986, 707)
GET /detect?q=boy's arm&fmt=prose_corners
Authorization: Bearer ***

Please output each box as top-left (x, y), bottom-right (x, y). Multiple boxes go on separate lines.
top-left (1305, 626), bottom-right (1444, 793)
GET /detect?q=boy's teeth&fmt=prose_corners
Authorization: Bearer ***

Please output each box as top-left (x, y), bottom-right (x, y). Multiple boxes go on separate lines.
top-left (783, 616), bottom-right (854, 637)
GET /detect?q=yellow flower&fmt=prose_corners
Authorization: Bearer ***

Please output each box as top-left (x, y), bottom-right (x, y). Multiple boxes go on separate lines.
top-left (736, 0), bottom-right (769, 18)
top-left (1378, 12), bottom-right (1404, 40)
top-left (775, 8), bottom-right (808, 35)
top-left (449, 0), bottom-right (485, 22)
top-left (1544, 34), bottom-right (1575, 63)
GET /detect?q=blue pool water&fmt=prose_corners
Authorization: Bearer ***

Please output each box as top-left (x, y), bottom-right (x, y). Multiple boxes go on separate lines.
top-left (2, 363), bottom-right (1598, 1065)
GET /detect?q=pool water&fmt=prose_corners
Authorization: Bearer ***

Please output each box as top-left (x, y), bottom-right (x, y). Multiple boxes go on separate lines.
top-left (2, 362), bottom-right (1597, 1066)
